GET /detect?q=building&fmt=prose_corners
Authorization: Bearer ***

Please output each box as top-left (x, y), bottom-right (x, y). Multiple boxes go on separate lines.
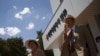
top-left (42, 0), bottom-right (100, 56)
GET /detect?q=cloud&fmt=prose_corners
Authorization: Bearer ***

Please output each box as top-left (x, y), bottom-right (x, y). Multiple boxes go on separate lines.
top-left (15, 13), bottom-right (23, 19)
top-left (42, 16), bottom-right (46, 20)
top-left (20, 8), bottom-right (31, 14)
top-left (26, 22), bottom-right (34, 30)
top-left (0, 28), bottom-right (6, 35)
top-left (0, 27), bottom-right (21, 36)
top-left (13, 6), bottom-right (17, 10)
top-left (6, 27), bottom-right (21, 36)
top-left (15, 7), bottom-right (31, 20)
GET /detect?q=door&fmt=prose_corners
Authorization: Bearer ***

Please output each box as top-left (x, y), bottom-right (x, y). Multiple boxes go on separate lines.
top-left (75, 24), bottom-right (97, 56)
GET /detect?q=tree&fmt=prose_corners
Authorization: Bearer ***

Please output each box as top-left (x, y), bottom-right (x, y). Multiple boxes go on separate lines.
top-left (37, 30), bottom-right (54, 56)
top-left (0, 37), bottom-right (27, 56)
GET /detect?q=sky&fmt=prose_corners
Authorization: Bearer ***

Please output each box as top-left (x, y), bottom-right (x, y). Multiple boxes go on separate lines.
top-left (0, 0), bottom-right (52, 42)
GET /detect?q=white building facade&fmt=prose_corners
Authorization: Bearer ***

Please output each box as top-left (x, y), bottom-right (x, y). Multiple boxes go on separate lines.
top-left (42, 0), bottom-right (100, 56)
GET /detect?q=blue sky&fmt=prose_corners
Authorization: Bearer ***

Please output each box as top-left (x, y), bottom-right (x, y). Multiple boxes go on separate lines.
top-left (0, 0), bottom-right (52, 42)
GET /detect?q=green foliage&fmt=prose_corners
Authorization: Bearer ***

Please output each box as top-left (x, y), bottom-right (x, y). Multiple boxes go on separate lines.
top-left (0, 37), bottom-right (27, 56)
top-left (36, 30), bottom-right (54, 56)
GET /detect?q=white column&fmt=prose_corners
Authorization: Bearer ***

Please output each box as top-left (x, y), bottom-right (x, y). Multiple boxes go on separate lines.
top-left (53, 48), bottom-right (61, 56)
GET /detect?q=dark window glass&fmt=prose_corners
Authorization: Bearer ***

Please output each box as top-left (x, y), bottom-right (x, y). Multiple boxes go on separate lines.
top-left (60, 13), bottom-right (64, 21)
top-left (60, 9), bottom-right (67, 21)
top-left (57, 18), bottom-right (61, 25)
top-left (95, 15), bottom-right (100, 31)
top-left (63, 9), bottom-right (67, 17)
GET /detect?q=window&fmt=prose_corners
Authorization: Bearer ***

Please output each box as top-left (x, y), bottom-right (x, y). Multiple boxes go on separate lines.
top-left (95, 14), bottom-right (100, 31)
top-left (60, 9), bottom-right (67, 21)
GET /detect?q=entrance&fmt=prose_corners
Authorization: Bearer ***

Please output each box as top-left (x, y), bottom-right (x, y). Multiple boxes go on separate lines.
top-left (75, 24), bottom-right (97, 56)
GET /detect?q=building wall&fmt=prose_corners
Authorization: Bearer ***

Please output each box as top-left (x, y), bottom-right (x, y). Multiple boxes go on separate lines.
top-left (74, 24), bottom-right (97, 56)
top-left (75, 0), bottom-right (100, 56)
top-left (70, 0), bottom-right (93, 17)
top-left (50, 0), bottom-right (93, 17)
top-left (50, 0), bottom-right (60, 14)
top-left (42, 0), bottom-right (100, 56)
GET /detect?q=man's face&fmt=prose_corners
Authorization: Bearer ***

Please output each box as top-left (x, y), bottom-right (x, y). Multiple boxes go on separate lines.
top-left (65, 18), bottom-right (74, 28)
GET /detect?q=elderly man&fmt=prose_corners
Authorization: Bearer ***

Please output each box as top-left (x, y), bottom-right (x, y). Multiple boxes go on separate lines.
top-left (61, 15), bottom-right (97, 56)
